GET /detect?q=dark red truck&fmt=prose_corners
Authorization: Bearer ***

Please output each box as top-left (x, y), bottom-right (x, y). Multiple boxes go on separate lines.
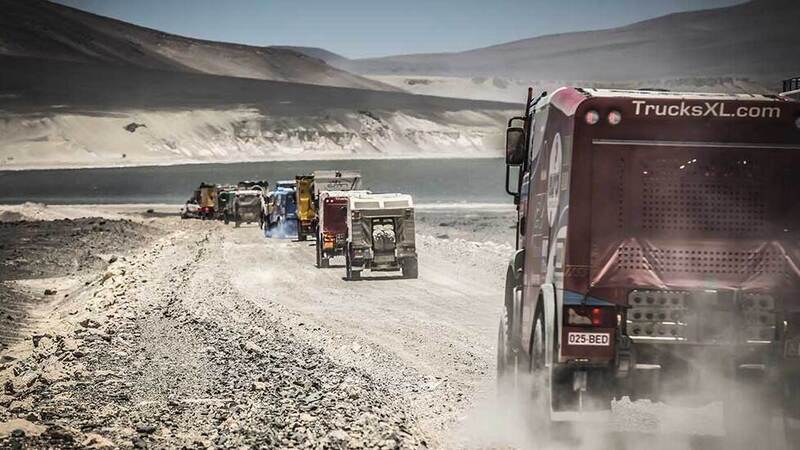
top-left (498, 87), bottom-right (800, 442)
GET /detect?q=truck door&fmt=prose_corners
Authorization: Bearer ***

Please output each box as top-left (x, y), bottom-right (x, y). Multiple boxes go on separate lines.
top-left (519, 106), bottom-right (551, 353)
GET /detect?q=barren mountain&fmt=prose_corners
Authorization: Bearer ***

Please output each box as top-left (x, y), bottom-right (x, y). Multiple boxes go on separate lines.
top-left (327, 0), bottom-right (797, 91)
top-left (0, 0), bottom-right (394, 91)
top-left (0, 55), bottom-right (518, 169)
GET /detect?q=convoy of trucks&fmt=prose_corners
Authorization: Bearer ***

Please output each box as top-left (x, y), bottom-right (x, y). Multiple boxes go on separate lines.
top-left (497, 86), bottom-right (800, 444)
top-left (180, 171), bottom-right (417, 281)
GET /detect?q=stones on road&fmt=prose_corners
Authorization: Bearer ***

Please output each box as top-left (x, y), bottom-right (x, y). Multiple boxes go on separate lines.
top-left (1, 219), bottom-right (427, 449)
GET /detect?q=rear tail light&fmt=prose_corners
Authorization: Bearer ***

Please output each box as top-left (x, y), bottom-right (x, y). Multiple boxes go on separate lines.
top-left (608, 110), bottom-right (622, 126)
top-left (566, 306), bottom-right (616, 328)
top-left (585, 110), bottom-right (600, 125)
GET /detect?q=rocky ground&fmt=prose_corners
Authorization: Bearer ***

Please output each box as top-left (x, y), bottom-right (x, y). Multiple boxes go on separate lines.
top-left (1, 205), bottom-right (763, 450)
top-left (0, 206), bottom-right (515, 449)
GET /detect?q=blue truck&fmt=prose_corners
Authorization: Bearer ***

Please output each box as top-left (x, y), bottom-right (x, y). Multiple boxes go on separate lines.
top-left (264, 184), bottom-right (298, 238)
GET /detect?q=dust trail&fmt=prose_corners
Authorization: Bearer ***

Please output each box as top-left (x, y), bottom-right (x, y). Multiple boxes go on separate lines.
top-left (264, 218), bottom-right (298, 239)
top-left (449, 361), bottom-right (788, 450)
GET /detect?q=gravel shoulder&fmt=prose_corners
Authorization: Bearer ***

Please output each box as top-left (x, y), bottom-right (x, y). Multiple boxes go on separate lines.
top-left (0, 206), bottom-right (515, 449)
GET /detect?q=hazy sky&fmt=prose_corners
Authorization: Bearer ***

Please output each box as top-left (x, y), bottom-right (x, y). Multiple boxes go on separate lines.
top-left (54, 0), bottom-right (747, 58)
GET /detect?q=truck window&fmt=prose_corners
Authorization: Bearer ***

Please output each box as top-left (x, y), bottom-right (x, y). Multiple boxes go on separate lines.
top-left (324, 202), bottom-right (348, 233)
top-left (528, 107), bottom-right (550, 164)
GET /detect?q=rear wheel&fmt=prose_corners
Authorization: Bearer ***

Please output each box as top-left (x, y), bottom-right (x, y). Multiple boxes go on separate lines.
top-left (497, 302), bottom-right (516, 389)
top-left (784, 372), bottom-right (800, 444)
top-left (298, 231), bottom-right (307, 241)
top-left (402, 257), bottom-right (418, 279)
top-left (724, 369), bottom-right (777, 450)
top-left (345, 245), bottom-right (360, 280)
top-left (315, 234), bottom-right (323, 268)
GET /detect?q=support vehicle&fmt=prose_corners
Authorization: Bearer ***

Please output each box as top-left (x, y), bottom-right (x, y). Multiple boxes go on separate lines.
top-left (232, 189), bottom-right (262, 228)
top-left (265, 186), bottom-right (298, 238)
top-left (344, 193), bottom-right (417, 280)
top-left (180, 197), bottom-right (200, 219)
top-left (498, 87), bottom-right (800, 444)
top-left (215, 185), bottom-right (236, 222)
top-left (197, 182), bottom-right (217, 219)
top-left (316, 190), bottom-right (372, 268)
top-left (295, 175), bottom-right (315, 241)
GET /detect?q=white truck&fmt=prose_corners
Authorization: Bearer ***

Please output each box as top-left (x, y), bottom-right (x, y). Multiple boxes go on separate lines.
top-left (344, 193), bottom-right (418, 281)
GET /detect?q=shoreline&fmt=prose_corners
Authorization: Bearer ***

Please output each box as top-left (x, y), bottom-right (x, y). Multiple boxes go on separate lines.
top-left (0, 153), bottom-right (504, 173)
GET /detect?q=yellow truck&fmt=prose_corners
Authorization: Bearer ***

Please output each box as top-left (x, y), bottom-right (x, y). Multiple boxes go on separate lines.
top-left (295, 175), bottom-right (315, 241)
top-left (197, 182), bottom-right (217, 220)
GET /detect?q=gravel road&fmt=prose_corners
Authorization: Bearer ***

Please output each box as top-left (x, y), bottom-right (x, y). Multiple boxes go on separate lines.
top-left (0, 207), bottom-right (516, 449)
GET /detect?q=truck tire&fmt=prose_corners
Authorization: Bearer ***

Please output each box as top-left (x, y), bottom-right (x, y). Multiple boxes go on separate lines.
top-left (402, 257), bottom-right (418, 279)
top-left (724, 371), bottom-right (777, 450)
top-left (345, 247), bottom-right (360, 280)
top-left (785, 374), bottom-right (800, 444)
top-left (315, 234), bottom-right (323, 268)
top-left (497, 303), bottom-right (516, 390)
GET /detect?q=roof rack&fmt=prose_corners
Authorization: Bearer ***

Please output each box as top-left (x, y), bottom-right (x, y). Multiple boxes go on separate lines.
top-left (782, 77), bottom-right (800, 97)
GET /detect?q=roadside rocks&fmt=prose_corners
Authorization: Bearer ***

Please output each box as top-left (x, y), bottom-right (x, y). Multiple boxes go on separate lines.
top-left (0, 218), bottom-right (428, 449)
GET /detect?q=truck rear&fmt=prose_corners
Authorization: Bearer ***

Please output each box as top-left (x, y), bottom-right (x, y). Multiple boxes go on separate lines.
top-left (345, 193), bottom-right (418, 280)
top-left (197, 182), bottom-right (217, 219)
top-left (295, 175), bottom-right (315, 241)
top-left (316, 190), bottom-right (371, 268)
top-left (498, 87), bottom-right (800, 443)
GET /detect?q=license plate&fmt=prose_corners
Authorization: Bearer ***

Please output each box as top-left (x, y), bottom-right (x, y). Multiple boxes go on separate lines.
top-left (567, 332), bottom-right (611, 346)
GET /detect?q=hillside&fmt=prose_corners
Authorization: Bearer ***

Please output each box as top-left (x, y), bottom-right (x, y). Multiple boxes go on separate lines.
top-left (0, 0), bottom-right (394, 91)
top-left (317, 0), bottom-right (797, 98)
top-left (0, 56), bottom-right (518, 169)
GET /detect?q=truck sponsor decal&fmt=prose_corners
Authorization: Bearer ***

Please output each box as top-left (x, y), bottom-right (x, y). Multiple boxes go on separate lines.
top-left (546, 133), bottom-right (562, 227)
top-left (567, 332), bottom-right (610, 346)
top-left (632, 100), bottom-right (781, 119)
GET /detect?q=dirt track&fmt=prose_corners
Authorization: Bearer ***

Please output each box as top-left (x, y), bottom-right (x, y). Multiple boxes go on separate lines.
top-left (0, 209), bottom-right (513, 449)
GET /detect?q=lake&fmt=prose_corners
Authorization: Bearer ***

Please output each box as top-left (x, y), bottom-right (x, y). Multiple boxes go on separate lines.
top-left (0, 158), bottom-right (513, 205)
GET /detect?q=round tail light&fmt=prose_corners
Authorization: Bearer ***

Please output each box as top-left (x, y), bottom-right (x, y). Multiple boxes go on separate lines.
top-left (585, 110), bottom-right (600, 125)
top-left (608, 110), bottom-right (622, 126)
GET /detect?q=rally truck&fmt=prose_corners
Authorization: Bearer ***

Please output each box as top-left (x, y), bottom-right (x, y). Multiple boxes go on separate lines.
top-left (344, 193), bottom-right (417, 281)
top-left (215, 185), bottom-right (236, 222)
top-left (265, 185), bottom-right (298, 238)
top-left (197, 182), bottom-right (217, 220)
top-left (497, 87), bottom-right (800, 444)
top-left (316, 190), bottom-right (372, 268)
top-left (295, 175), bottom-right (315, 241)
top-left (232, 189), bottom-right (262, 228)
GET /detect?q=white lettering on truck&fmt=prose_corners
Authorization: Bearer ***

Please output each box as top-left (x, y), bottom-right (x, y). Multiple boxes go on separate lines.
top-left (632, 100), bottom-right (781, 119)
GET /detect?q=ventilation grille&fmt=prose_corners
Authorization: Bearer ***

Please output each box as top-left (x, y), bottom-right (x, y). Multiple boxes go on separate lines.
top-left (638, 158), bottom-right (766, 235)
top-left (616, 245), bottom-right (787, 275)
top-left (642, 181), bottom-right (764, 234)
